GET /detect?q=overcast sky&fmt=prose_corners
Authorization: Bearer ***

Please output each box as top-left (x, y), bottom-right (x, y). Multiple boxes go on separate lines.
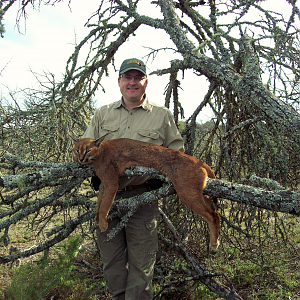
top-left (0, 1), bottom-right (215, 121)
top-left (0, 1), bottom-right (293, 122)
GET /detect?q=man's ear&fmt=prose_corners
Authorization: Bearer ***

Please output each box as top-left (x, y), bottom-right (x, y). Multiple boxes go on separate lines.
top-left (94, 134), bottom-right (109, 147)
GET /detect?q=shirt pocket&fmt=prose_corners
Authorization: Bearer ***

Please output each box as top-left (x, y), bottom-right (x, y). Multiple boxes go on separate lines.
top-left (100, 124), bottom-right (120, 139)
top-left (137, 129), bottom-right (162, 145)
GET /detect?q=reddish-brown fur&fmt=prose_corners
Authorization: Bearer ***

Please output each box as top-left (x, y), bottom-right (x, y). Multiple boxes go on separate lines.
top-left (72, 135), bottom-right (220, 251)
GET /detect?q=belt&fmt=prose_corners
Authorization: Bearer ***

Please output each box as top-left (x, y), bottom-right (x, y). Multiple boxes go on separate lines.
top-left (118, 183), bottom-right (148, 192)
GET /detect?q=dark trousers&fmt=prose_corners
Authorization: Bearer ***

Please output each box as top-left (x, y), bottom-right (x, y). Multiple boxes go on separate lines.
top-left (96, 187), bottom-right (158, 300)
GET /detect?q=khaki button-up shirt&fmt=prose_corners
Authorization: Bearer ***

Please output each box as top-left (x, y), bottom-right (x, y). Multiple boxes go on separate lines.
top-left (83, 96), bottom-right (184, 189)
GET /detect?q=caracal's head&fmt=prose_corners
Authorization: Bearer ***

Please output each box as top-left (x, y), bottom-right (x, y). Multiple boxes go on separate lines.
top-left (71, 135), bottom-right (107, 164)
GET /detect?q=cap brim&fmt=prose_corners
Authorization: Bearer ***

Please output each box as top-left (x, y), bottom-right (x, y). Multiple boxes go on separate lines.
top-left (119, 67), bottom-right (147, 75)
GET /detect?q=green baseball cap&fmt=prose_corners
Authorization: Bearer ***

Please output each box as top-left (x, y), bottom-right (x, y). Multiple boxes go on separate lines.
top-left (119, 58), bottom-right (147, 76)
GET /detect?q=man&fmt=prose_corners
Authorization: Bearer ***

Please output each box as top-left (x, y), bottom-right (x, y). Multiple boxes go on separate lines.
top-left (83, 58), bottom-right (184, 300)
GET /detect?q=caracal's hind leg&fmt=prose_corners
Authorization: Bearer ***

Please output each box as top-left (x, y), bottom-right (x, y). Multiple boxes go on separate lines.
top-left (202, 195), bottom-right (220, 251)
top-left (95, 183), bottom-right (118, 232)
top-left (179, 190), bottom-right (220, 251)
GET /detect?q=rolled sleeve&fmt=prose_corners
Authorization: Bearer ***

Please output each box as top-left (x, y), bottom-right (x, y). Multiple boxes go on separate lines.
top-left (163, 110), bottom-right (184, 152)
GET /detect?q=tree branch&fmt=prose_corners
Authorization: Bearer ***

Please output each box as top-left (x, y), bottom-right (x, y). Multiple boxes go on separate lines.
top-left (154, 0), bottom-right (300, 143)
top-left (157, 208), bottom-right (242, 300)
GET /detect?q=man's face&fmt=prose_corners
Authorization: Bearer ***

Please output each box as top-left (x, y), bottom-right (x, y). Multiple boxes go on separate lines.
top-left (118, 70), bottom-right (148, 103)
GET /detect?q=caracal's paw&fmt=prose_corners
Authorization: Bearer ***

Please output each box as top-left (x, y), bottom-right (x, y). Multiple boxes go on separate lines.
top-left (98, 218), bottom-right (108, 232)
top-left (210, 238), bottom-right (220, 254)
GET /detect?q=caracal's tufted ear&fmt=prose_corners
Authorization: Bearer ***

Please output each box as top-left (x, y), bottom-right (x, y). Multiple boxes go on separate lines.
top-left (69, 134), bottom-right (79, 143)
top-left (94, 134), bottom-right (109, 147)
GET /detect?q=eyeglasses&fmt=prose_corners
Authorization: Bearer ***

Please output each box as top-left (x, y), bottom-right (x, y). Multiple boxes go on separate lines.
top-left (120, 74), bottom-right (147, 82)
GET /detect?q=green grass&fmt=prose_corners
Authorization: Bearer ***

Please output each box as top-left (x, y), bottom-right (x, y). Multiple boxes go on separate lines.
top-left (2, 235), bottom-right (99, 300)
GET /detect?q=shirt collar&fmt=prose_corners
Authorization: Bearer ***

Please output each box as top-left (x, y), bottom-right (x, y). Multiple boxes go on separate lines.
top-left (140, 96), bottom-right (152, 111)
top-left (112, 99), bottom-right (123, 109)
